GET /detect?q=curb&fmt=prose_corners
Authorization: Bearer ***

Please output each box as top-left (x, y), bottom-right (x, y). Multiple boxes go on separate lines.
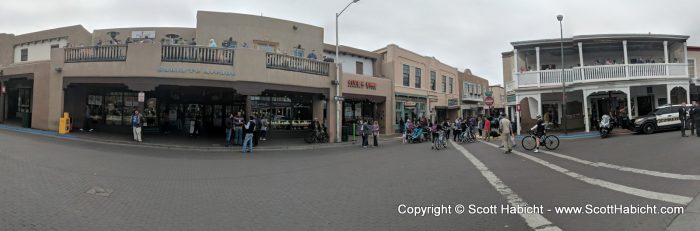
top-left (0, 125), bottom-right (397, 152)
top-left (666, 192), bottom-right (700, 231)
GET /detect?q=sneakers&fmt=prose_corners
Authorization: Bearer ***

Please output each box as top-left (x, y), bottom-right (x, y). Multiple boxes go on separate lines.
top-left (534, 149), bottom-right (539, 153)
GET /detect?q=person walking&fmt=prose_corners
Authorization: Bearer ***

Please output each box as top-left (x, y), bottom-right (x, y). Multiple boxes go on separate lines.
top-left (690, 101), bottom-right (697, 136)
top-left (477, 117), bottom-right (484, 139)
top-left (399, 118), bottom-right (405, 135)
top-left (260, 116), bottom-right (269, 141)
top-left (372, 120), bottom-right (380, 147)
top-left (233, 112), bottom-right (244, 145)
top-left (80, 106), bottom-right (94, 132)
top-left (360, 120), bottom-right (369, 148)
top-left (692, 101), bottom-right (700, 137)
top-left (131, 109), bottom-right (145, 142)
top-left (241, 116), bottom-right (256, 153)
top-left (253, 115), bottom-right (262, 147)
top-left (499, 114), bottom-right (513, 154)
top-left (483, 116), bottom-right (492, 141)
top-left (225, 113), bottom-right (234, 146)
top-left (679, 102), bottom-right (688, 137)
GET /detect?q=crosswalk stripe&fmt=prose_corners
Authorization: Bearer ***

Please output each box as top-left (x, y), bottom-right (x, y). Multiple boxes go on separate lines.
top-left (478, 141), bottom-right (692, 205)
top-left (450, 140), bottom-right (562, 231)
top-left (538, 149), bottom-right (700, 180)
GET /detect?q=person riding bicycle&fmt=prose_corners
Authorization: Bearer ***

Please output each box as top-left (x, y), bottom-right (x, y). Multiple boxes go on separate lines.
top-left (530, 115), bottom-right (546, 153)
top-left (310, 118), bottom-right (321, 139)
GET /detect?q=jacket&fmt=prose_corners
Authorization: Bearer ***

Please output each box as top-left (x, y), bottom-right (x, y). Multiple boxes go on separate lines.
top-left (244, 120), bottom-right (255, 134)
top-left (679, 107), bottom-right (687, 120)
top-left (499, 118), bottom-right (512, 135)
top-left (225, 117), bottom-right (234, 129)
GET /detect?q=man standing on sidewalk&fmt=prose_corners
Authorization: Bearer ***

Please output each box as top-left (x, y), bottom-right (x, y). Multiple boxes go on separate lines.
top-left (679, 102), bottom-right (688, 137)
top-left (233, 112), bottom-right (244, 145)
top-left (131, 109), bottom-right (145, 142)
top-left (242, 116), bottom-right (256, 153)
top-left (690, 101), bottom-right (697, 136)
top-left (692, 101), bottom-right (700, 137)
top-left (225, 113), bottom-right (234, 147)
top-left (499, 114), bottom-right (513, 154)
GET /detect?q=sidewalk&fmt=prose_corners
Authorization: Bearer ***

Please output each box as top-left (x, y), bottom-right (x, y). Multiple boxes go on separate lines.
top-left (0, 124), bottom-right (400, 152)
top-left (666, 192), bottom-right (700, 231)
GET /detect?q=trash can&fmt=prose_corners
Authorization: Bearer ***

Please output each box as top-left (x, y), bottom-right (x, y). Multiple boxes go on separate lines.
top-left (341, 125), bottom-right (349, 142)
top-left (22, 112), bottom-right (32, 128)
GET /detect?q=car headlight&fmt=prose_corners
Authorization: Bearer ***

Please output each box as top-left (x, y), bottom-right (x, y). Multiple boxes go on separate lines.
top-left (634, 118), bottom-right (646, 124)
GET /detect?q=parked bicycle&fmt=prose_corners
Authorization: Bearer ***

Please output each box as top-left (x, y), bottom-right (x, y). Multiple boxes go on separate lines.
top-left (521, 130), bottom-right (559, 151)
top-left (432, 130), bottom-right (447, 150)
top-left (304, 126), bottom-right (329, 144)
top-left (457, 128), bottom-right (476, 144)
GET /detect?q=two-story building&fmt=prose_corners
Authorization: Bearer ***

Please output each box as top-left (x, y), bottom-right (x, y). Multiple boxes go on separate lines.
top-left (0, 11), bottom-right (404, 142)
top-left (503, 34), bottom-right (693, 134)
top-left (458, 69), bottom-right (489, 118)
top-left (488, 84), bottom-right (506, 116)
top-left (375, 44), bottom-right (461, 130)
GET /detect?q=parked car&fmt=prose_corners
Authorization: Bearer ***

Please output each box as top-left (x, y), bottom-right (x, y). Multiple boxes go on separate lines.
top-left (631, 104), bottom-right (687, 134)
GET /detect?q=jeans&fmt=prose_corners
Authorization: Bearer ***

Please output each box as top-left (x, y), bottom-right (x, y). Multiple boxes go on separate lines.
top-left (132, 126), bottom-right (142, 142)
top-left (234, 127), bottom-right (243, 145)
top-left (373, 134), bottom-right (378, 146)
top-left (362, 133), bottom-right (369, 147)
top-left (261, 130), bottom-right (267, 139)
top-left (242, 133), bottom-right (254, 152)
top-left (225, 128), bottom-right (232, 145)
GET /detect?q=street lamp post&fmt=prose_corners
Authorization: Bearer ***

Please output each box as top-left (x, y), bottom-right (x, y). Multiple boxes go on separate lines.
top-left (335, 0), bottom-right (360, 143)
top-left (557, 14), bottom-right (568, 135)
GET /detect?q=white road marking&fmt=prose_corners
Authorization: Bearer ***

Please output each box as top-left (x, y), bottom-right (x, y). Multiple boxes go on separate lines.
top-left (479, 141), bottom-right (692, 205)
top-left (450, 140), bottom-right (562, 231)
top-left (538, 149), bottom-right (700, 180)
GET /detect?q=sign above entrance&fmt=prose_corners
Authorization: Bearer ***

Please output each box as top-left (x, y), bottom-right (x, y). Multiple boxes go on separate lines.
top-left (138, 92), bottom-right (145, 103)
top-left (347, 80), bottom-right (377, 90)
top-left (484, 96), bottom-right (494, 106)
top-left (157, 67), bottom-right (235, 77)
top-left (404, 101), bottom-right (417, 107)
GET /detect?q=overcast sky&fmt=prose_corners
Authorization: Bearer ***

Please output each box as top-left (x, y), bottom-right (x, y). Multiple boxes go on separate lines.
top-left (2, 0), bottom-right (699, 84)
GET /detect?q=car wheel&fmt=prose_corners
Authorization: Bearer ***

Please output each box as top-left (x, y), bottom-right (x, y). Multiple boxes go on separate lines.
top-left (642, 123), bottom-right (655, 134)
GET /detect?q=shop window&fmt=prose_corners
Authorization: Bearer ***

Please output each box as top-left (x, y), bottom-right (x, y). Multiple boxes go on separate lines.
top-left (105, 92), bottom-right (124, 125)
top-left (356, 61), bottom-right (364, 75)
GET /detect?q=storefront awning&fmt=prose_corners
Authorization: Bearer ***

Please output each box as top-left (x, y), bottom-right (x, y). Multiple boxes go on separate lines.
top-left (343, 93), bottom-right (386, 103)
top-left (395, 92), bottom-right (426, 98)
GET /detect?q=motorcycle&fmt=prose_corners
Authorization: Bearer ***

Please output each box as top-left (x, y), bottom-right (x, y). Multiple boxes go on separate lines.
top-left (599, 114), bottom-right (613, 138)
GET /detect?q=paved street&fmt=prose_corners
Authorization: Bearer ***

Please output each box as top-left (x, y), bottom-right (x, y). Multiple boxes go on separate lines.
top-left (1, 128), bottom-right (700, 230)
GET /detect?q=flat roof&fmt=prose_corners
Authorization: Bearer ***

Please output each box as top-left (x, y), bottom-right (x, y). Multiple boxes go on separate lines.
top-left (511, 33), bottom-right (689, 48)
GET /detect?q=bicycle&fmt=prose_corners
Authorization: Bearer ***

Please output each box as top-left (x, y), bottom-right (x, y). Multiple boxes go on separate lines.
top-left (433, 130), bottom-right (447, 150)
top-left (521, 130), bottom-right (559, 151)
top-left (304, 128), bottom-right (329, 144)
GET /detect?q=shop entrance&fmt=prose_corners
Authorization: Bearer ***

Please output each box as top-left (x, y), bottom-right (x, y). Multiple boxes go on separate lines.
top-left (1, 77), bottom-right (33, 126)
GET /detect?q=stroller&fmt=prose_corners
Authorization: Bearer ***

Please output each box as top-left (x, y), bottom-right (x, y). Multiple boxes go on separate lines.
top-left (408, 127), bottom-right (424, 143)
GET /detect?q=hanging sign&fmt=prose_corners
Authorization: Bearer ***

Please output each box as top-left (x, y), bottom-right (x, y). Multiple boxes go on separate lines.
top-left (138, 92), bottom-right (145, 102)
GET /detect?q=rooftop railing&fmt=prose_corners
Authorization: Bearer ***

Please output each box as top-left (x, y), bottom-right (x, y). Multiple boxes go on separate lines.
top-left (65, 45), bottom-right (127, 63)
top-left (266, 53), bottom-right (329, 76)
top-left (161, 45), bottom-right (234, 65)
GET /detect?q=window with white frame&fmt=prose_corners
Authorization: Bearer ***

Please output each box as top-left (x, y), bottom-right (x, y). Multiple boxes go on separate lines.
top-left (689, 59), bottom-right (696, 78)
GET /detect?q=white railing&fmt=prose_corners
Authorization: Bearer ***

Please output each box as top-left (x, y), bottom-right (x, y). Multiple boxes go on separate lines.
top-left (266, 53), bottom-right (329, 76)
top-left (65, 45), bottom-right (127, 62)
top-left (161, 45), bottom-right (234, 65)
top-left (513, 63), bottom-right (689, 89)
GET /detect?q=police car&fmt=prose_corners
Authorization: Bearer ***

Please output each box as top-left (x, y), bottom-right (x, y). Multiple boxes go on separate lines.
top-left (632, 104), bottom-right (687, 134)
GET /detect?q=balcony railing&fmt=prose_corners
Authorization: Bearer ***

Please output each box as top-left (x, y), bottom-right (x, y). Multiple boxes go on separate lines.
top-left (161, 45), bottom-right (234, 65)
top-left (266, 53), bottom-right (329, 76)
top-left (65, 45), bottom-right (127, 63)
top-left (513, 63), bottom-right (688, 89)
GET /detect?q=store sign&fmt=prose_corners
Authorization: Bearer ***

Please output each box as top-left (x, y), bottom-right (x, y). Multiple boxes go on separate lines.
top-left (516, 104), bottom-right (521, 112)
top-left (347, 80), bottom-right (377, 90)
top-left (138, 92), bottom-right (145, 102)
top-left (157, 67), bottom-right (235, 77)
top-left (448, 98), bottom-right (459, 107)
top-left (507, 95), bottom-right (516, 103)
top-left (404, 101), bottom-right (417, 107)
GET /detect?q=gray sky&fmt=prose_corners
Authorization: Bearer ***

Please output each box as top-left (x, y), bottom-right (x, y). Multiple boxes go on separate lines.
top-left (2, 0), bottom-right (699, 84)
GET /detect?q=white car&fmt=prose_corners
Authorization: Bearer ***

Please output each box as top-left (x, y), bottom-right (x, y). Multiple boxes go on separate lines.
top-left (632, 104), bottom-right (688, 134)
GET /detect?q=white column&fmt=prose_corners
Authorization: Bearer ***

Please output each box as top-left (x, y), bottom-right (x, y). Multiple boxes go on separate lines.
top-left (623, 40), bottom-right (629, 77)
top-left (667, 85), bottom-right (672, 105)
top-left (516, 107), bottom-right (522, 135)
top-left (578, 42), bottom-right (585, 79)
top-left (583, 90), bottom-right (590, 132)
top-left (626, 87), bottom-right (632, 120)
top-left (663, 41), bottom-right (669, 63)
top-left (536, 94), bottom-right (542, 118)
top-left (535, 47), bottom-right (541, 71)
top-left (686, 85), bottom-right (691, 105)
top-left (684, 42), bottom-right (689, 77)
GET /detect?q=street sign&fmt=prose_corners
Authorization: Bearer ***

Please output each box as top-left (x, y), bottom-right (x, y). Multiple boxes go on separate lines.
top-left (334, 96), bottom-right (345, 102)
top-left (138, 92), bottom-right (145, 102)
top-left (516, 104), bottom-right (521, 112)
top-left (484, 96), bottom-right (494, 106)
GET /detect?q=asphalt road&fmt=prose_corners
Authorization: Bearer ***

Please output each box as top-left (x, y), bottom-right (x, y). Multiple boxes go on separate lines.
top-left (1, 128), bottom-right (698, 230)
